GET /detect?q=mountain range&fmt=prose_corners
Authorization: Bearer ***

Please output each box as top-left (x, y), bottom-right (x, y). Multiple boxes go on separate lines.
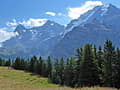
top-left (0, 4), bottom-right (120, 59)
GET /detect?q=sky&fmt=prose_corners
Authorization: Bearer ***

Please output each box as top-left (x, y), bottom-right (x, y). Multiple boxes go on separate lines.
top-left (0, 0), bottom-right (120, 42)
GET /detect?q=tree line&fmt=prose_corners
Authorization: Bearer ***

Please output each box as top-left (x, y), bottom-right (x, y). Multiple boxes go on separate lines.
top-left (0, 40), bottom-right (120, 89)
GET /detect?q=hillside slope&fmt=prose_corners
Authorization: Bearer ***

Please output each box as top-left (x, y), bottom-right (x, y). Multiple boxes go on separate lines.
top-left (0, 67), bottom-right (58, 90)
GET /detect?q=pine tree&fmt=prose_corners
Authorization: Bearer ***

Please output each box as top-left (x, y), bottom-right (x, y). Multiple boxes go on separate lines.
top-left (64, 57), bottom-right (76, 87)
top-left (0, 58), bottom-right (4, 66)
top-left (5, 59), bottom-right (11, 66)
top-left (75, 48), bottom-right (83, 87)
top-left (33, 59), bottom-right (39, 74)
top-left (103, 40), bottom-right (116, 87)
top-left (51, 59), bottom-right (60, 84)
top-left (38, 56), bottom-right (43, 75)
top-left (80, 44), bottom-right (100, 87)
top-left (97, 46), bottom-right (104, 85)
top-left (93, 45), bottom-right (97, 60)
top-left (59, 58), bottom-right (65, 85)
top-left (29, 56), bottom-right (37, 72)
top-left (47, 56), bottom-right (52, 78)
top-left (114, 48), bottom-right (120, 89)
top-left (20, 58), bottom-right (26, 70)
top-left (42, 62), bottom-right (48, 77)
top-left (13, 57), bottom-right (21, 69)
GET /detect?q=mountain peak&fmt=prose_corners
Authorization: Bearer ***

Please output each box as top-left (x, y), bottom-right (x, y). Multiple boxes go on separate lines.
top-left (15, 24), bottom-right (25, 30)
top-left (14, 24), bottom-right (26, 34)
top-left (44, 20), bottom-right (58, 26)
top-left (109, 3), bottom-right (116, 8)
top-left (65, 3), bottom-right (120, 35)
top-left (102, 3), bottom-right (118, 10)
top-left (44, 20), bottom-right (54, 25)
top-left (108, 3), bottom-right (119, 10)
top-left (101, 3), bottom-right (120, 16)
top-left (43, 20), bottom-right (65, 28)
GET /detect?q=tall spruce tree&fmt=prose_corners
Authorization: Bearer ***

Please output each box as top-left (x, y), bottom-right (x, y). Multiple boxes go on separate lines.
top-left (13, 57), bottom-right (21, 69)
top-left (29, 56), bottom-right (37, 72)
top-left (47, 56), bottom-right (52, 78)
top-left (97, 46), bottom-right (104, 85)
top-left (103, 40), bottom-right (116, 87)
top-left (59, 58), bottom-right (65, 85)
top-left (38, 56), bottom-right (43, 75)
top-left (114, 48), bottom-right (120, 89)
top-left (64, 57), bottom-right (76, 87)
top-left (42, 62), bottom-right (48, 77)
top-left (75, 48), bottom-right (83, 87)
top-left (5, 59), bottom-right (11, 66)
top-left (51, 59), bottom-right (60, 84)
top-left (80, 44), bottom-right (100, 87)
top-left (33, 59), bottom-right (39, 74)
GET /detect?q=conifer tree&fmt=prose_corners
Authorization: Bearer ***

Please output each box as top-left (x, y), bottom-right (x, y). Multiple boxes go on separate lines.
top-left (114, 48), bottom-right (120, 89)
top-left (0, 58), bottom-right (2, 66)
top-left (64, 57), bottom-right (76, 87)
top-left (59, 58), bottom-right (65, 85)
top-left (75, 48), bottom-right (83, 87)
top-left (38, 56), bottom-right (43, 75)
top-left (47, 56), bottom-right (52, 78)
top-left (80, 44), bottom-right (100, 87)
top-left (42, 62), bottom-right (48, 77)
top-left (97, 46), bottom-right (104, 85)
top-left (29, 56), bottom-right (37, 72)
top-left (13, 57), bottom-right (21, 69)
top-left (103, 40), bottom-right (116, 87)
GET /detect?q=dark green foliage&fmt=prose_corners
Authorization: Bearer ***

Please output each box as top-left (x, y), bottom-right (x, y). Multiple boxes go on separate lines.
top-left (5, 59), bottom-right (11, 66)
top-left (97, 46), bottom-right (104, 85)
top-left (103, 40), bottom-right (116, 87)
top-left (42, 62), bottom-right (48, 77)
top-left (47, 56), bottom-right (52, 78)
top-left (80, 44), bottom-right (100, 87)
top-left (59, 58), bottom-right (65, 85)
top-left (0, 58), bottom-right (5, 66)
top-left (51, 59), bottom-right (60, 84)
top-left (13, 57), bottom-right (21, 69)
top-left (74, 48), bottom-right (83, 87)
top-left (64, 57), bottom-right (76, 87)
top-left (114, 48), bottom-right (120, 89)
top-left (38, 56), bottom-right (43, 75)
top-left (29, 56), bottom-right (37, 72)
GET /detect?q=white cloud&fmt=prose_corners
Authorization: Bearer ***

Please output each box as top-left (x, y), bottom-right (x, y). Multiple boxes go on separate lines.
top-left (45, 12), bottom-right (66, 17)
top-left (6, 18), bottom-right (48, 27)
top-left (45, 12), bottom-right (56, 16)
top-left (1, 18), bottom-right (48, 43)
top-left (58, 13), bottom-right (66, 17)
top-left (68, 1), bottom-right (103, 19)
top-left (19, 18), bottom-right (48, 27)
top-left (6, 19), bottom-right (18, 26)
top-left (0, 28), bottom-right (19, 43)
top-left (58, 13), bottom-right (62, 16)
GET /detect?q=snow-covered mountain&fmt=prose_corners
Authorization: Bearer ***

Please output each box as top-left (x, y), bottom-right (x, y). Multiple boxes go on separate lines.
top-left (64, 4), bottom-right (120, 35)
top-left (0, 20), bottom-right (65, 58)
top-left (0, 4), bottom-right (120, 59)
top-left (51, 4), bottom-right (120, 58)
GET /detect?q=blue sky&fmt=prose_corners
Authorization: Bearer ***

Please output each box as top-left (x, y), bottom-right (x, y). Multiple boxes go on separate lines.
top-left (0, 0), bottom-right (120, 29)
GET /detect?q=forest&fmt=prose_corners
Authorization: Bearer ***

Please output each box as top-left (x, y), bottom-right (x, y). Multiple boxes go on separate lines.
top-left (0, 40), bottom-right (120, 89)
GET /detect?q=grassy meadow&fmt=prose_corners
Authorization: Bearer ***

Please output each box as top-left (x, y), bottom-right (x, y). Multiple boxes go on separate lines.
top-left (0, 67), bottom-right (118, 90)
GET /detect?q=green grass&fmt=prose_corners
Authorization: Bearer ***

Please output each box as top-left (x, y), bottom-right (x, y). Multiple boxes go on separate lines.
top-left (0, 67), bottom-right (118, 90)
top-left (0, 67), bottom-right (58, 89)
